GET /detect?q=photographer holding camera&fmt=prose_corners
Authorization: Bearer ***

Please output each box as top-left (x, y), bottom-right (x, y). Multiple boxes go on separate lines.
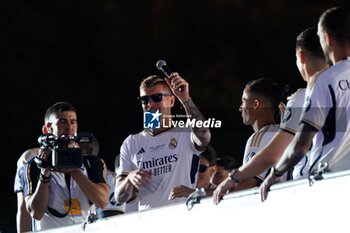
top-left (23, 102), bottom-right (109, 230)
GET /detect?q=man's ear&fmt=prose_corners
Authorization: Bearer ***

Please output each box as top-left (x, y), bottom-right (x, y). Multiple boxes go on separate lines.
top-left (42, 123), bottom-right (52, 134)
top-left (325, 32), bottom-right (333, 47)
top-left (169, 95), bottom-right (175, 107)
top-left (298, 50), bottom-right (306, 64)
top-left (253, 98), bottom-right (260, 109)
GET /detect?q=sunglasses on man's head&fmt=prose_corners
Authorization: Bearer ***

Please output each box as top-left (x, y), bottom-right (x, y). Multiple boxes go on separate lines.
top-left (138, 93), bottom-right (172, 105)
top-left (199, 164), bottom-right (209, 173)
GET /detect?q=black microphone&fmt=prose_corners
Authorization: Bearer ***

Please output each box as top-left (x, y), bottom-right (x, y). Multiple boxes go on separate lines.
top-left (156, 60), bottom-right (172, 77)
top-left (156, 60), bottom-right (183, 92)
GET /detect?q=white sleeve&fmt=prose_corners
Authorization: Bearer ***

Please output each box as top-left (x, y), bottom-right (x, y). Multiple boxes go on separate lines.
top-left (301, 76), bottom-right (332, 130)
top-left (279, 89), bottom-right (306, 134)
top-left (117, 135), bottom-right (135, 177)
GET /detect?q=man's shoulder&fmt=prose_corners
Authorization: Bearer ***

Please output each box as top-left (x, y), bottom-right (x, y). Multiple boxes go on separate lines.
top-left (22, 148), bottom-right (39, 159)
top-left (315, 60), bottom-right (350, 83)
top-left (246, 124), bottom-right (278, 149)
top-left (314, 66), bottom-right (332, 83)
top-left (287, 88), bottom-right (305, 102)
top-left (123, 129), bottom-right (175, 141)
top-left (17, 148), bottom-right (39, 164)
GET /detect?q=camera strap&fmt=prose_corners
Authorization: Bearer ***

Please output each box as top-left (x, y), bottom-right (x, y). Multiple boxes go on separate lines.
top-left (48, 174), bottom-right (72, 218)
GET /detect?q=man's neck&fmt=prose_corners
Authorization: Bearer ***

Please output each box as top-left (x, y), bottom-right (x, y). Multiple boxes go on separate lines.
top-left (252, 119), bottom-right (275, 133)
top-left (331, 47), bottom-right (349, 64)
top-left (306, 61), bottom-right (329, 81)
top-left (147, 126), bottom-right (172, 136)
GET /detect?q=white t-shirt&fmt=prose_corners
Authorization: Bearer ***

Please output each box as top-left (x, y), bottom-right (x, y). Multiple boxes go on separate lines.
top-left (14, 148), bottom-right (39, 231)
top-left (117, 127), bottom-right (201, 211)
top-left (14, 148), bottom-right (38, 193)
top-left (280, 89), bottom-right (309, 179)
top-left (301, 57), bottom-right (350, 173)
top-left (23, 156), bottom-right (107, 230)
top-left (243, 124), bottom-right (283, 182)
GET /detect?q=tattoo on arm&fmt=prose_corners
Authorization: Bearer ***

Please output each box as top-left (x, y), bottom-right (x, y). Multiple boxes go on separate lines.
top-left (182, 98), bottom-right (211, 149)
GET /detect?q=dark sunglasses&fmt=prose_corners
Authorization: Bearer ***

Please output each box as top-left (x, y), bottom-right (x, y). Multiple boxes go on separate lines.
top-left (199, 164), bottom-right (209, 173)
top-left (138, 93), bottom-right (172, 105)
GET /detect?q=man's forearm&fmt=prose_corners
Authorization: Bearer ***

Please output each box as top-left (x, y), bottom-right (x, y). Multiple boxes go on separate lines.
top-left (115, 177), bottom-right (135, 204)
top-left (71, 170), bottom-right (109, 208)
top-left (17, 192), bottom-right (32, 232)
top-left (26, 182), bottom-right (50, 220)
top-left (275, 124), bottom-right (316, 174)
top-left (182, 98), bottom-right (211, 148)
top-left (236, 132), bottom-right (294, 180)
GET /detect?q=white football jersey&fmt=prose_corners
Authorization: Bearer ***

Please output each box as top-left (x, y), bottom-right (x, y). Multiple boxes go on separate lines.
top-left (14, 148), bottom-right (38, 193)
top-left (280, 89), bottom-right (309, 179)
top-left (301, 57), bottom-right (350, 173)
top-left (23, 156), bottom-right (107, 230)
top-left (14, 148), bottom-right (40, 231)
top-left (117, 127), bottom-right (201, 211)
top-left (243, 124), bottom-right (282, 181)
top-left (280, 88), bottom-right (306, 134)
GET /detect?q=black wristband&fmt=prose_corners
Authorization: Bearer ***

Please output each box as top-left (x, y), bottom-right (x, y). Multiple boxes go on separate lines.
top-left (272, 166), bottom-right (284, 177)
top-left (39, 173), bottom-right (51, 183)
top-left (229, 169), bottom-right (240, 182)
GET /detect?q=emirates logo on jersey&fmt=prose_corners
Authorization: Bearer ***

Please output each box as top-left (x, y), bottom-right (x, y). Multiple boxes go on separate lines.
top-left (169, 137), bottom-right (178, 149)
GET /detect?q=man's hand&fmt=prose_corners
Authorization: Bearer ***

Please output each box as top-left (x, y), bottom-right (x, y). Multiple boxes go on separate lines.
top-left (213, 177), bottom-right (238, 205)
top-left (127, 169), bottom-right (152, 190)
top-left (35, 148), bottom-right (52, 172)
top-left (168, 185), bottom-right (194, 200)
top-left (165, 72), bottom-right (190, 102)
top-left (260, 171), bottom-right (281, 202)
top-left (278, 102), bottom-right (286, 122)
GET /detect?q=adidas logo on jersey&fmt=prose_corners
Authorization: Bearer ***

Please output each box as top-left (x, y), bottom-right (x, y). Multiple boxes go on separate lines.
top-left (137, 148), bottom-right (145, 155)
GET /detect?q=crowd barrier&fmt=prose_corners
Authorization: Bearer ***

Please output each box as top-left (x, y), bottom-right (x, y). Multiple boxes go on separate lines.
top-left (35, 170), bottom-right (350, 233)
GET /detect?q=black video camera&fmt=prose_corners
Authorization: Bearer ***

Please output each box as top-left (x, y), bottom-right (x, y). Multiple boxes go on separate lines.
top-left (36, 132), bottom-right (93, 169)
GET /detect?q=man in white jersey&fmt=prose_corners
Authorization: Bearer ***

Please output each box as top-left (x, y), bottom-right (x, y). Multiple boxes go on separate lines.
top-left (23, 102), bottom-right (109, 230)
top-left (115, 73), bottom-right (211, 211)
top-left (261, 6), bottom-right (350, 201)
top-left (213, 26), bottom-right (329, 204)
top-left (234, 78), bottom-right (284, 191)
top-left (213, 78), bottom-right (285, 200)
top-left (14, 148), bottom-right (38, 232)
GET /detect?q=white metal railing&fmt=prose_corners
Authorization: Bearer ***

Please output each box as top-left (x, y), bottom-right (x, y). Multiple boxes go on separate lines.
top-left (33, 170), bottom-right (350, 233)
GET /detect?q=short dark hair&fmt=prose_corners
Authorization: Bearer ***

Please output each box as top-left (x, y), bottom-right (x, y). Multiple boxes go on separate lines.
top-left (216, 157), bottom-right (240, 171)
top-left (44, 101), bottom-right (76, 123)
top-left (319, 6), bottom-right (350, 44)
top-left (245, 78), bottom-right (284, 110)
top-left (296, 26), bottom-right (325, 60)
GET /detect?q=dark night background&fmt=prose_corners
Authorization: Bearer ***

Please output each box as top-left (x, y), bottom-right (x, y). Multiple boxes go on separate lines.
top-left (2, 1), bottom-right (350, 232)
